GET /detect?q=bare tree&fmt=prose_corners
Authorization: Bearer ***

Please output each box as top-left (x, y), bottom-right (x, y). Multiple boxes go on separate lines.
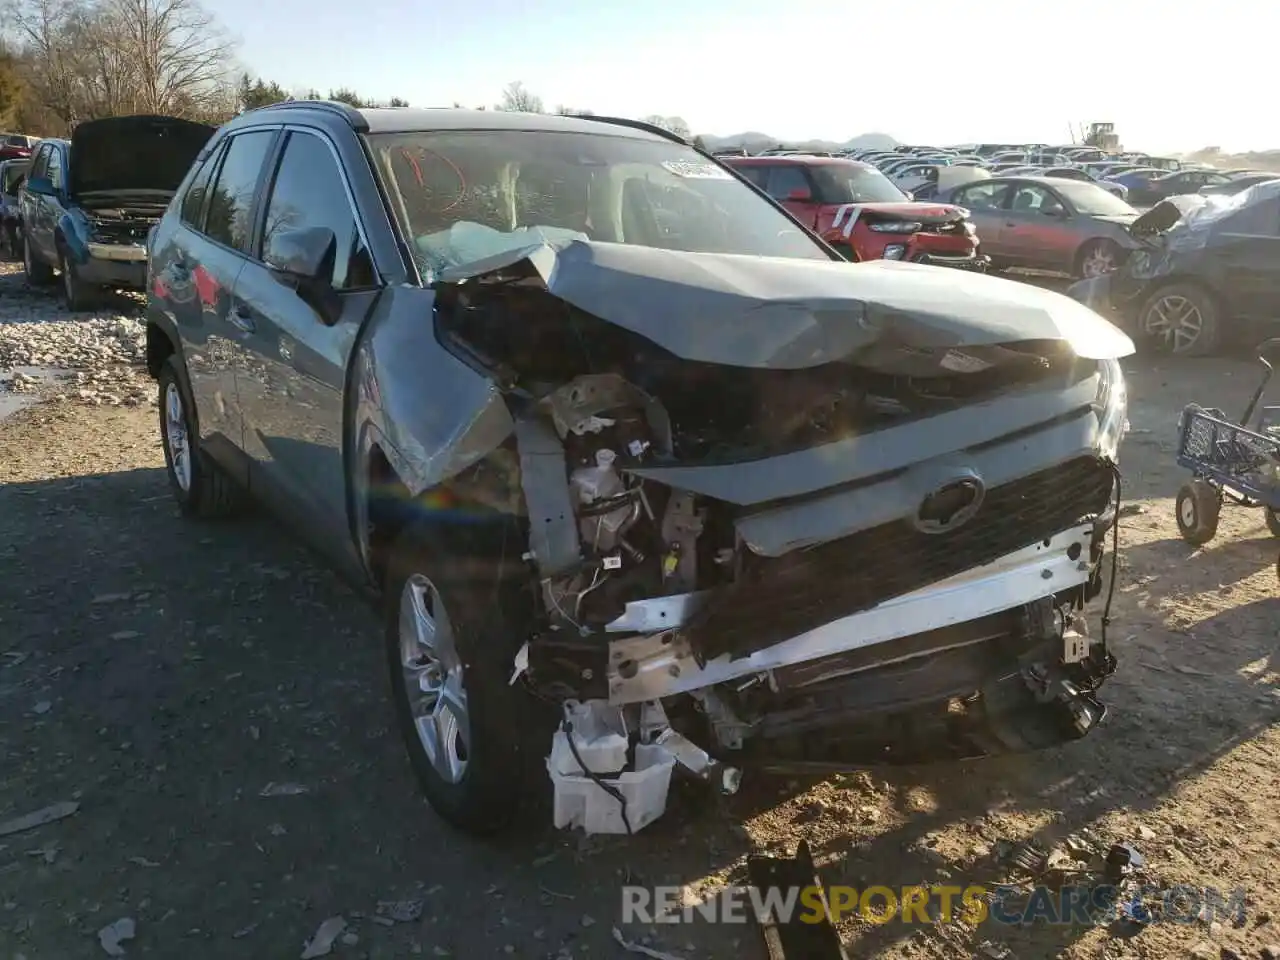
top-left (94, 0), bottom-right (235, 115)
top-left (5, 0), bottom-right (236, 124)
top-left (496, 80), bottom-right (542, 113)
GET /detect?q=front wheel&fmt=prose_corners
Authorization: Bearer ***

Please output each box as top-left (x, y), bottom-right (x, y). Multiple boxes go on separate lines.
top-left (1138, 283), bottom-right (1222, 356)
top-left (1175, 480), bottom-right (1221, 545)
top-left (60, 251), bottom-right (99, 311)
top-left (384, 520), bottom-right (544, 836)
top-left (1265, 507), bottom-right (1280, 538)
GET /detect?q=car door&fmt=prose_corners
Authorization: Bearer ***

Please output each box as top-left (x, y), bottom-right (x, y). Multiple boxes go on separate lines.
top-left (1216, 195), bottom-right (1280, 324)
top-left (35, 145), bottom-right (67, 263)
top-left (951, 181), bottom-right (1011, 256)
top-left (763, 165), bottom-right (819, 229)
top-left (155, 127), bottom-right (279, 477)
top-left (22, 143), bottom-right (54, 262)
top-left (230, 126), bottom-right (380, 566)
top-left (999, 182), bottom-right (1074, 269)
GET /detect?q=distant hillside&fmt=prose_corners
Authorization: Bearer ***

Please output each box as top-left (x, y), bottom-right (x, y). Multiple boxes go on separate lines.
top-left (698, 131), bottom-right (899, 153)
top-left (1183, 147), bottom-right (1280, 172)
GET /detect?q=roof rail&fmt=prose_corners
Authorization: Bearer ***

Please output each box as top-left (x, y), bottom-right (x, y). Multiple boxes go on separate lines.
top-left (579, 115), bottom-right (689, 146)
top-left (245, 99), bottom-right (368, 132)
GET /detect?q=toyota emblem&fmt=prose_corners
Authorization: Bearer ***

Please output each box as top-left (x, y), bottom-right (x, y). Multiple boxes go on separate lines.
top-left (913, 477), bottom-right (986, 534)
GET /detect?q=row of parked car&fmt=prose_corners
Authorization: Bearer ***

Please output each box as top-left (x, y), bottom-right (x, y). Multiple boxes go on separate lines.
top-left (716, 145), bottom-right (1280, 356)
top-left (2, 118), bottom-right (1277, 361)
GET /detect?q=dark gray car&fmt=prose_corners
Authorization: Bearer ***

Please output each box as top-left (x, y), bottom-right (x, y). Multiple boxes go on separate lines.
top-left (945, 175), bottom-right (1142, 279)
top-left (145, 103), bottom-right (1133, 837)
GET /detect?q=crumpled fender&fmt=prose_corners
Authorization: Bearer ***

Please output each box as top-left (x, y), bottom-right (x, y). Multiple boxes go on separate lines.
top-left (352, 293), bottom-right (517, 500)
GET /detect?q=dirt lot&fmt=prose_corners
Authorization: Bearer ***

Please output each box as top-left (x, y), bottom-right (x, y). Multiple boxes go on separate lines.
top-left (1, 263), bottom-right (1278, 960)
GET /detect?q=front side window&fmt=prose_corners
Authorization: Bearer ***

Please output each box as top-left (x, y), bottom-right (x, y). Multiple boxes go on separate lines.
top-left (29, 144), bottom-right (49, 179)
top-left (367, 129), bottom-right (833, 278)
top-left (203, 130), bottom-right (275, 251)
top-left (259, 130), bottom-right (375, 290)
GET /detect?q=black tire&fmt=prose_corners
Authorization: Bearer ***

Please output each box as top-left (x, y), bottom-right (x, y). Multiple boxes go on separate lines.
top-left (1075, 239), bottom-right (1124, 280)
top-left (1138, 282), bottom-right (1222, 357)
top-left (60, 250), bottom-right (99, 311)
top-left (383, 518), bottom-right (544, 836)
top-left (23, 233), bottom-right (54, 285)
top-left (1175, 480), bottom-right (1221, 546)
top-left (156, 356), bottom-right (245, 519)
top-left (1266, 507), bottom-right (1280, 538)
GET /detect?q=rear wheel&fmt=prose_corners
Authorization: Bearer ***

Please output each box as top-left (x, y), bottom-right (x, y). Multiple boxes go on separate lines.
top-left (1076, 239), bottom-right (1123, 280)
top-left (157, 356), bottom-right (245, 519)
top-left (22, 234), bottom-right (54, 285)
top-left (1175, 480), bottom-right (1221, 545)
top-left (1138, 283), bottom-right (1222, 356)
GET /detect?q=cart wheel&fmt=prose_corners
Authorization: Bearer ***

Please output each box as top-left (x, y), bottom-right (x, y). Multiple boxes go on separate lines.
top-left (1175, 481), bottom-right (1221, 545)
top-left (1266, 507), bottom-right (1280, 538)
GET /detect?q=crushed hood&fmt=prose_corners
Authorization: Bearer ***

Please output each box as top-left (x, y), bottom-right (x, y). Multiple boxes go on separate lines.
top-left (848, 202), bottom-right (966, 225)
top-left (69, 115), bottom-right (214, 197)
top-left (437, 238), bottom-right (1134, 367)
top-left (1128, 195), bottom-right (1209, 237)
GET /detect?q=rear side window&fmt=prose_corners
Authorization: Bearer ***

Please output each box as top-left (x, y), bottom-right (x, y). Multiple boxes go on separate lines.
top-left (733, 165), bottom-right (768, 189)
top-left (764, 166), bottom-right (809, 199)
top-left (955, 182), bottom-right (1011, 209)
top-left (180, 146), bottom-right (222, 230)
top-left (259, 130), bottom-right (375, 290)
top-left (203, 130), bottom-right (274, 252)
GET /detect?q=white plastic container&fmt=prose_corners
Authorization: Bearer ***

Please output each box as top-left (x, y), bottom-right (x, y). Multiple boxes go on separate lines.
top-left (548, 743), bottom-right (676, 834)
top-left (548, 700), bottom-right (629, 777)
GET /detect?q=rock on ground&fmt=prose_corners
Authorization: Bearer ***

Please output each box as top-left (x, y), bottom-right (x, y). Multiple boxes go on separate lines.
top-left (0, 261), bottom-right (152, 409)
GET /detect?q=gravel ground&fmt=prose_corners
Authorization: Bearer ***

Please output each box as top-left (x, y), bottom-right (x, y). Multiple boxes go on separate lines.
top-left (2, 257), bottom-right (1279, 960)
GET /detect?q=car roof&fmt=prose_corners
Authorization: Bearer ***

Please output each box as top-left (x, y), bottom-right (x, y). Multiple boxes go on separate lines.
top-left (726, 155), bottom-right (875, 170)
top-left (231, 102), bottom-right (677, 143)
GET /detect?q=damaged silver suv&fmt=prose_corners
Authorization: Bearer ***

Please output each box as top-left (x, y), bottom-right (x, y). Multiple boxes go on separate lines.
top-left (144, 102), bottom-right (1133, 836)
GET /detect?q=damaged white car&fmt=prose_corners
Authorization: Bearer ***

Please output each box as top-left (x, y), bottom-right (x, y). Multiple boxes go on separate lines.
top-left (144, 103), bottom-right (1133, 837)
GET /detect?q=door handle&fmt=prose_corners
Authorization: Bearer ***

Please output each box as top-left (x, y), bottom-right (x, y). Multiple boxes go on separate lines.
top-left (227, 308), bottom-right (255, 334)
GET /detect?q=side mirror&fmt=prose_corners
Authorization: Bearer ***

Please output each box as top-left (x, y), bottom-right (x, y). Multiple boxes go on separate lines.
top-left (785, 187), bottom-right (813, 202)
top-left (24, 175), bottom-right (53, 197)
top-left (1042, 205), bottom-right (1066, 218)
top-left (264, 226), bottom-right (341, 325)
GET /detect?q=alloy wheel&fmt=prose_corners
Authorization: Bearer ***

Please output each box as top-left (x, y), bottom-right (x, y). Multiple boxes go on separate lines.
top-left (1081, 247), bottom-right (1116, 278)
top-left (1143, 294), bottom-right (1204, 354)
top-left (163, 381), bottom-right (192, 491)
top-left (398, 574), bottom-right (470, 785)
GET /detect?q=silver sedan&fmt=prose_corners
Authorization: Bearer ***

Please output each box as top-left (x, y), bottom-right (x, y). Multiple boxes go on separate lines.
top-left (943, 175), bottom-right (1141, 279)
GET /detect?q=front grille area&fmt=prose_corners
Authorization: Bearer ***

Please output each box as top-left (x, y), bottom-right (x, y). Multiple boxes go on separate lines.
top-left (686, 456), bottom-right (1115, 661)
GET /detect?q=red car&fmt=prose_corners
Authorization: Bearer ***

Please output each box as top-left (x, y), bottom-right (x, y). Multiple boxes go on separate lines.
top-left (723, 155), bottom-right (985, 268)
top-left (0, 134), bottom-right (38, 162)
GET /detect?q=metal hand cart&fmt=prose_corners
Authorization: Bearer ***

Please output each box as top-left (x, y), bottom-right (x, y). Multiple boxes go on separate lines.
top-left (1174, 339), bottom-right (1280, 567)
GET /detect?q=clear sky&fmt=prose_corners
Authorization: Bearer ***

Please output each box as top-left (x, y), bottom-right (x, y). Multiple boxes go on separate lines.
top-left (218, 0), bottom-right (1267, 154)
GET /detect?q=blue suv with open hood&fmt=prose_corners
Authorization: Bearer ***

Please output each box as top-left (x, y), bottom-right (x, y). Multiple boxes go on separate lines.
top-left (20, 114), bottom-right (212, 309)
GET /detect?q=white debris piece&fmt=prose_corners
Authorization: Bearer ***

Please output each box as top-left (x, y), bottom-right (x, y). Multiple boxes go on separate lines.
top-left (611, 927), bottom-right (688, 960)
top-left (97, 917), bottom-right (136, 956)
top-left (300, 916), bottom-right (347, 959)
top-left (0, 800), bottom-right (80, 838)
top-left (260, 782), bottom-right (310, 797)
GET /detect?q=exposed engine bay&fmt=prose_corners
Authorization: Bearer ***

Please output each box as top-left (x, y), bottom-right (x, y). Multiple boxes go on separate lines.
top-left (428, 241), bottom-right (1132, 834)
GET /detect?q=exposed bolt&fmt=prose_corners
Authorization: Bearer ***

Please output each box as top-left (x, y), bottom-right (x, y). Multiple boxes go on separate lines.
top-left (581, 668), bottom-right (593, 680)
top-left (668, 665), bottom-right (681, 677)
top-left (1040, 569), bottom-right (1053, 579)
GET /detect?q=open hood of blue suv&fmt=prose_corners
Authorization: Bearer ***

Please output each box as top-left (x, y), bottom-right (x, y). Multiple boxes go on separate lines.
top-left (69, 114), bottom-right (214, 198)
